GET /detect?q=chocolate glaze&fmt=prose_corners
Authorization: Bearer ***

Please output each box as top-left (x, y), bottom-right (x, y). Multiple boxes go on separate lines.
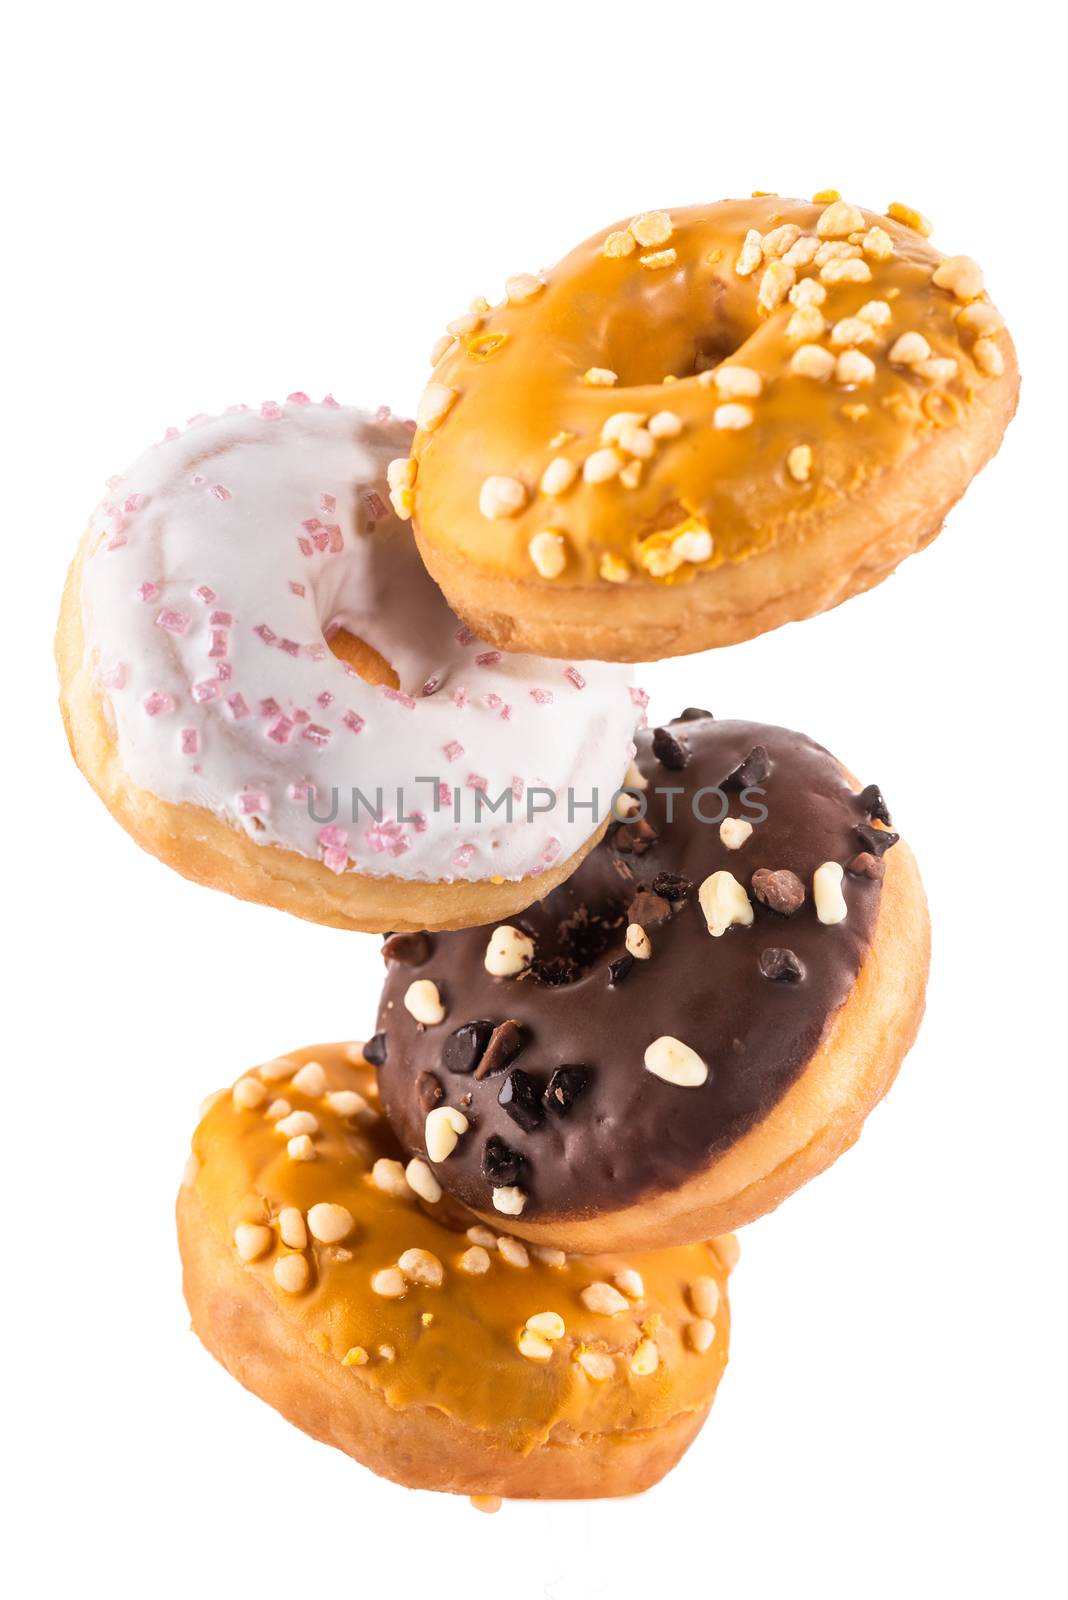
top-left (376, 717), bottom-right (890, 1222)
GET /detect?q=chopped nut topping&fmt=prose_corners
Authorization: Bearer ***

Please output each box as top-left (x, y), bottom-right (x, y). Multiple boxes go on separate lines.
top-left (459, 1245), bottom-right (491, 1275)
top-left (371, 1266), bottom-right (407, 1299)
top-left (757, 259), bottom-right (796, 311)
top-left (532, 1244), bottom-right (567, 1268)
top-left (416, 383), bottom-right (458, 433)
top-left (786, 305), bottom-right (826, 342)
top-left (719, 817), bottom-right (754, 849)
top-left (734, 228), bottom-right (763, 277)
top-left (790, 344), bottom-right (836, 380)
top-left (582, 366), bottom-right (619, 386)
top-left (424, 1105), bottom-right (469, 1162)
top-left (811, 187), bottom-right (841, 203)
top-left (479, 475), bottom-right (528, 520)
top-left (286, 1134), bottom-right (316, 1162)
top-left (830, 316), bottom-right (879, 348)
top-left (786, 444), bottom-right (813, 483)
top-left (630, 1337), bottom-right (660, 1376)
top-left (631, 210), bottom-right (673, 247)
top-left (447, 311), bottom-right (482, 337)
top-left (583, 446), bottom-right (625, 484)
top-left (887, 201), bottom-right (932, 236)
top-left (973, 338), bottom-right (1004, 377)
top-left (274, 1255), bottom-right (310, 1293)
top-left (601, 411), bottom-right (646, 444)
top-left (405, 1157), bottom-right (441, 1204)
top-left (686, 1318), bottom-right (716, 1353)
top-left (429, 333), bottom-right (457, 365)
top-left (761, 223), bottom-right (801, 258)
top-left (932, 255), bottom-right (984, 301)
top-left (307, 1203), bottom-right (355, 1244)
top-left (783, 235), bottom-right (820, 269)
top-left (498, 1235), bottom-right (530, 1268)
top-left (639, 248), bottom-right (677, 270)
top-left (492, 1185), bottom-right (527, 1216)
top-left (625, 922), bottom-right (652, 960)
top-left (265, 1098), bottom-right (290, 1121)
top-left (371, 1158), bottom-right (412, 1197)
top-left (526, 1311), bottom-right (566, 1340)
top-left (618, 460), bottom-right (642, 490)
top-left (505, 272), bottom-right (545, 304)
top-left (234, 1222), bottom-right (273, 1262)
top-left (398, 1247), bottom-right (444, 1287)
top-left (467, 1225), bottom-right (498, 1248)
top-left (614, 1268), bottom-right (645, 1300)
top-left (386, 457), bottom-right (416, 491)
top-left (648, 409), bottom-right (683, 439)
top-left (484, 924), bottom-right (534, 977)
top-left (278, 1207), bottom-right (307, 1249)
top-left (713, 402), bottom-right (754, 430)
top-left (699, 870), bottom-right (754, 936)
top-left (276, 1109), bottom-right (318, 1138)
top-left (404, 979), bottom-right (446, 1026)
top-left (817, 200), bottom-right (866, 239)
top-left (835, 349), bottom-right (876, 386)
top-left (914, 356), bottom-right (958, 384)
top-left (618, 424), bottom-right (654, 460)
top-left (813, 860), bottom-right (848, 924)
top-left (528, 529), bottom-right (567, 579)
top-left (599, 552), bottom-right (631, 583)
top-left (232, 1076), bottom-right (268, 1111)
top-left (603, 228), bottom-right (636, 258)
top-left (790, 277), bottom-right (826, 308)
top-left (518, 1329), bottom-right (554, 1362)
top-left (820, 256), bottom-right (872, 285)
top-left (342, 1345), bottom-right (369, 1367)
top-left (291, 1060), bottom-right (327, 1096)
top-left (857, 299), bottom-right (892, 328)
top-left (861, 225), bottom-right (894, 260)
top-left (689, 1276), bottom-right (721, 1318)
top-left (540, 456), bottom-right (578, 497)
top-left (576, 1350), bottom-right (615, 1380)
top-left (752, 867), bottom-right (806, 915)
top-left (326, 1089), bottom-right (371, 1119)
top-left (643, 1034), bottom-right (709, 1088)
top-left (957, 302), bottom-right (1004, 337)
top-left (711, 365), bottom-right (763, 399)
top-left (714, 1233), bottom-right (741, 1272)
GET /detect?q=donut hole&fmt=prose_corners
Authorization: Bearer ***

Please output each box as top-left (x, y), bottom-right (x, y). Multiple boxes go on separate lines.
top-left (518, 896), bottom-right (628, 984)
top-left (598, 286), bottom-right (754, 386)
top-left (326, 626), bottom-right (399, 690)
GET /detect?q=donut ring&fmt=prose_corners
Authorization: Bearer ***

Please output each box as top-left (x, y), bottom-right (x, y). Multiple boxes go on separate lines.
top-left (398, 194), bottom-right (1018, 661)
top-left (375, 713), bottom-right (929, 1253)
top-left (56, 399), bottom-right (637, 932)
top-left (179, 1041), bottom-right (733, 1499)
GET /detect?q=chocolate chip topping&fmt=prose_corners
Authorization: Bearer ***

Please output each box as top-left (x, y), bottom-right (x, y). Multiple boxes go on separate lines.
top-left (759, 947), bottom-right (805, 983)
top-left (651, 726), bottom-right (689, 770)
top-left (629, 889), bottom-right (674, 927)
top-left (482, 1134), bottom-right (524, 1187)
top-left (416, 1070), bottom-right (445, 1112)
top-left (498, 1068), bottom-right (545, 1132)
top-left (544, 1065), bottom-right (590, 1116)
top-left (855, 823), bottom-right (900, 858)
top-left (472, 1019), bottom-right (526, 1079)
top-left (859, 784), bottom-right (892, 826)
top-left (381, 931), bottom-right (433, 966)
top-left (726, 744), bottom-right (771, 788)
top-left (847, 851), bottom-right (886, 880)
top-left (441, 1019), bottom-right (494, 1075)
top-left (751, 867), bottom-right (806, 916)
top-left (652, 871), bottom-right (693, 901)
top-left (677, 707), bottom-right (714, 722)
top-left (362, 1032), bottom-right (387, 1067)
top-left (614, 817), bottom-right (658, 855)
top-left (376, 719), bottom-right (886, 1223)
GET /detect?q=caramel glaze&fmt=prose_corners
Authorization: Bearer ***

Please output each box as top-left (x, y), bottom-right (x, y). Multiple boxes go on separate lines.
top-left (377, 715), bottom-right (889, 1222)
top-left (405, 196), bottom-right (1012, 586)
top-left (186, 1042), bottom-right (730, 1451)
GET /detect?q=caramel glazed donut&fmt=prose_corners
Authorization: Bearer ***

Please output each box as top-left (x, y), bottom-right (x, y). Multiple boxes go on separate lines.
top-left (395, 193), bottom-right (1019, 661)
top-left (179, 1041), bottom-right (734, 1499)
top-left (56, 398), bottom-right (639, 933)
top-left (374, 712), bottom-right (930, 1253)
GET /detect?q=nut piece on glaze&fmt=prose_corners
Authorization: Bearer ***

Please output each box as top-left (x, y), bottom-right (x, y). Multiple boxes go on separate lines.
top-left (484, 926), bottom-right (535, 977)
top-left (644, 1036), bottom-right (709, 1088)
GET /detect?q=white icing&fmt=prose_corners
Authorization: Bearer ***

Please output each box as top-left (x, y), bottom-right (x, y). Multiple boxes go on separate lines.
top-left (80, 399), bottom-right (639, 883)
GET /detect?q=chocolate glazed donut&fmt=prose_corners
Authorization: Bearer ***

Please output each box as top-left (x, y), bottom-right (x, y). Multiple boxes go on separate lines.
top-left (375, 714), bottom-right (930, 1252)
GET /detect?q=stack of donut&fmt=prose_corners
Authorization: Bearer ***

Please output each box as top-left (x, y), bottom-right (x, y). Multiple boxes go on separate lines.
top-left (58, 191), bottom-right (1015, 1505)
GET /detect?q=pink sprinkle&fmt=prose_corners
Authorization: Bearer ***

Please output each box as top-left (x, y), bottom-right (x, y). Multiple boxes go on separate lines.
top-left (443, 740), bottom-right (464, 763)
top-left (438, 783), bottom-right (452, 808)
top-left (411, 810), bottom-right (428, 833)
top-left (226, 694), bottom-right (251, 719)
top-left (530, 688), bottom-right (554, 705)
top-left (137, 582), bottom-right (160, 603)
top-left (316, 691), bottom-right (334, 709)
top-left (225, 403), bottom-right (250, 415)
top-left (106, 530), bottom-right (128, 551)
top-left (293, 708), bottom-right (310, 723)
top-left (194, 585), bottom-right (217, 605)
top-left (629, 686), bottom-right (649, 708)
top-left (302, 517), bottom-right (322, 534)
top-left (297, 535), bottom-right (314, 557)
top-left (187, 413), bottom-right (210, 427)
top-left (311, 526), bottom-right (330, 552)
top-left (180, 728), bottom-right (199, 756)
top-left (375, 405), bottom-right (392, 423)
top-left (208, 630), bottom-right (228, 658)
top-left (287, 391), bottom-right (312, 405)
top-left (380, 686), bottom-right (417, 709)
top-left (455, 626), bottom-right (476, 646)
top-left (322, 393), bottom-right (341, 409)
top-left (482, 692), bottom-right (503, 711)
top-left (216, 661), bottom-right (233, 681)
top-left (564, 666), bottom-right (586, 690)
top-left (163, 426), bottom-right (180, 441)
top-left (500, 704), bottom-right (513, 721)
top-left (210, 610), bottom-right (233, 626)
top-left (143, 691), bottom-right (175, 717)
top-left (260, 699), bottom-right (282, 720)
top-left (124, 493), bottom-right (147, 513)
top-left (365, 490), bottom-right (388, 520)
top-left (342, 710), bottom-right (365, 735)
top-left (261, 400), bottom-right (283, 420)
top-left (266, 715), bottom-right (295, 745)
top-left (466, 773), bottom-right (488, 791)
top-left (237, 789), bottom-right (270, 816)
top-left (305, 642), bottom-right (327, 661)
top-left (208, 484), bottom-right (232, 503)
top-left (511, 776), bottom-right (524, 800)
top-left (452, 687), bottom-right (470, 709)
top-left (279, 638), bottom-right (301, 656)
top-left (288, 580), bottom-right (306, 597)
top-left (320, 492), bottom-right (337, 513)
top-left (191, 678), bottom-right (223, 703)
top-left (325, 524), bottom-right (343, 553)
top-left (366, 818), bottom-right (410, 857)
top-left (289, 782), bottom-right (313, 803)
top-left (452, 843), bottom-right (476, 870)
top-left (105, 475), bottom-right (123, 490)
top-left (254, 624), bottom-right (277, 646)
top-left (155, 609), bottom-right (191, 636)
top-left (475, 651), bottom-right (502, 668)
top-left (323, 845), bottom-right (349, 874)
top-left (422, 674), bottom-right (442, 697)
top-left (541, 837), bottom-right (562, 866)
top-left (319, 825), bottom-right (349, 849)
top-left (99, 662), bottom-right (127, 690)
top-left (301, 723), bottom-right (330, 747)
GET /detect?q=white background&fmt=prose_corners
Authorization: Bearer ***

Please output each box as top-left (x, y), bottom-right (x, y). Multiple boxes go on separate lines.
top-left (4, 4), bottom-right (1064, 1596)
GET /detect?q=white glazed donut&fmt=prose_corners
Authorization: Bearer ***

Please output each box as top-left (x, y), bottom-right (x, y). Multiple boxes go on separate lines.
top-left (56, 397), bottom-right (639, 932)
